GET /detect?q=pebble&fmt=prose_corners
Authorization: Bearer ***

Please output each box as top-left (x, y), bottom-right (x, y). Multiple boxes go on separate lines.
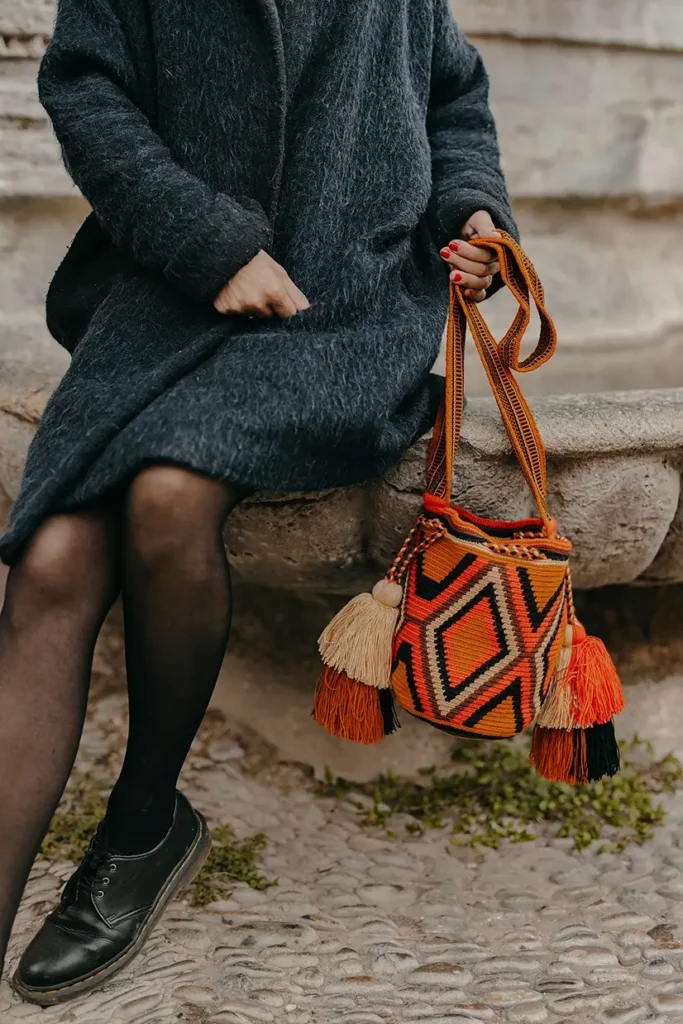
top-left (557, 946), bottom-right (619, 967)
top-left (266, 953), bottom-right (320, 969)
top-left (585, 966), bottom-right (632, 987)
top-left (473, 956), bottom-right (542, 976)
top-left (650, 993), bottom-right (683, 1015)
top-left (642, 959), bottom-right (676, 978)
top-left (548, 991), bottom-right (615, 1015)
top-left (173, 983), bottom-right (219, 1006)
top-left (618, 948), bottom-right (644, 967)
top-left (657, 882), bottom-right (683, 901)
top-left (325, 978), bottom-right (394, 995)
top-left (407, 963), bottom-right (474, 988)
top-left (209, 743), bottom-right (246, 762)
top-left (369, 945), bottom-right (419, 974)
top-left (418, 940), bottom-right (488, 962)
top-left (601, 912), bottom-right (654, 932)
top-left (337, 1015), bottom-right (385, 1023)
top-left (111, 993), bottom-right (165, 1019)
top-left (601, 1009), bottom-right (651, 1023)
top-left (210, 1005), bottom-right (275, 1024)
top-left (551, 925), bottom-right (602, 949)
top-left (506, 1004), bottom-right (549, 1023)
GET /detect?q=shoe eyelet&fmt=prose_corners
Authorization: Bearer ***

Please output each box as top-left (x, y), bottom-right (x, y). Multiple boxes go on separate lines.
top-left (109, 863), bottom-right (117, 872)
top-left (96, 890), bottom-right (105, 899)
top-left (102, 877), bottom-right (110, 885)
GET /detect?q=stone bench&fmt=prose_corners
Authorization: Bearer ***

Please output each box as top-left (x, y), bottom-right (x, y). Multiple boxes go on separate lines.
top-left (2, 380), bottom-right (682, 590)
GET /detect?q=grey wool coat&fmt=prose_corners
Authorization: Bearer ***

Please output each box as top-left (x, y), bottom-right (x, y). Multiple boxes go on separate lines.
top-left (0, 0), bottom-right (517, 565)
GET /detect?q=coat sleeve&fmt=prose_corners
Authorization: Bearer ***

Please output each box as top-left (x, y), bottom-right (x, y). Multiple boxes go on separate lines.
top-left (38, 0), bottom-right (272, 305)
top-left (427, 0), bottom-right (518, 248)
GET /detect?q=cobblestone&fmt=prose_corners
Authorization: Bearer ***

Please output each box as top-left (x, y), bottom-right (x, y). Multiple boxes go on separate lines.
top-left (4, 688), bottom-right (683, 1022)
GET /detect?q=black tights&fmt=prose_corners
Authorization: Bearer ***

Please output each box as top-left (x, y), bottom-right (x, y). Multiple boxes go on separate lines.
top-left (0, 465), bottom-right (244, 974)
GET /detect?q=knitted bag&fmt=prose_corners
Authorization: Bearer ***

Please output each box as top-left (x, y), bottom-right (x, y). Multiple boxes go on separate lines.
top-left (313, 234), bottom-right (625, 785)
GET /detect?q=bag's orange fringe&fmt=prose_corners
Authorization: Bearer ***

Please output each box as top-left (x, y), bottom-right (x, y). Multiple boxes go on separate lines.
top-left (530, 726), bottom-right (588, 785)
top-left (559, 622), bottom-right (625, 729)
top-left (312, 665), bottom-right (386, 745)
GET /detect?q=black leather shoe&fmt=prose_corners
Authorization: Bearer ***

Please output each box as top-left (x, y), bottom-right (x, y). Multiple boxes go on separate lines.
top-left (13, 791), bottom-right (211, 1006)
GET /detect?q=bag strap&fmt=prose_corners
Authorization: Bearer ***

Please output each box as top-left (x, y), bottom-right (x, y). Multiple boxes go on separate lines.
top-left (425, 232), bottom-right (558, 530)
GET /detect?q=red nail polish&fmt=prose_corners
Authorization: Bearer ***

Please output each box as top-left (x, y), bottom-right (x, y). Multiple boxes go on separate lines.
top-left (440, 247), bottom-right (450, 259)
top-left (449, 241), bottom-right (460, 251)
top-left (452, 272), bottom-right (462, 282)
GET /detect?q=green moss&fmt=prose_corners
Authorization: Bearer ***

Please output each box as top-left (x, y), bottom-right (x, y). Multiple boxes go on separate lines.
top-left (40, 774), bottom-right (277, 905)
top-left (318, 735), bottom-right (683, 852)
top-left (190, 825), bottom-right (277, 907)
top-left (40, 772), bottom-right (108, 862)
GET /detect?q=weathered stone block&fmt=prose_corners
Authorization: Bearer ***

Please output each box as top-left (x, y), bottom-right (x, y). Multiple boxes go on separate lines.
top-left (549, 455), bottom-right (680, 588)
top-left (7, 0), bottom-right (683, 54)
top-left (478, 40), bottom-right (683, 199)
top-left (459, 0), bottom-right (683, 50)
top-left (0, 60), bottom-right (72, 197)
top-left (0, 0), bottom-right (54, 36)
top-left (227, 487), bottom-right (369, 593)
top-left (641, 489), bottom-right (683, 584)
top-left (0, 196), bottom-right (85, 324)
top-left (4, 35), bottom-right (683, 202)
top-left (444, 203), bottom-right (683, 396)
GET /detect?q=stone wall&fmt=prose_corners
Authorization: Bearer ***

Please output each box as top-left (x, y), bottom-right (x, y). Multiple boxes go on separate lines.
top-left (1, 0), bottom-right (683, 398)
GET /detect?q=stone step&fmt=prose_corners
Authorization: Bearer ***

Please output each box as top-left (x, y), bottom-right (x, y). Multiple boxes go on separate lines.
top-left (459, 0), bottom-right (683, 51)
top-left (4, 43), bottom-right (683, 201)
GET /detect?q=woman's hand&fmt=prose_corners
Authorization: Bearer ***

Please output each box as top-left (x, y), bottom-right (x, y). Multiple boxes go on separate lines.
top-left (439, 210), bottom-right (501, 302)
top-left (214, 250), bottom-right (310, 318)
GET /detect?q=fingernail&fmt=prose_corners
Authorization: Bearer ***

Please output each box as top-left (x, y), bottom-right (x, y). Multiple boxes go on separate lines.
top-left (440, 247), bottom-right (451, 259)
top-left (451, 272), bottom-right (462, 282)
top-left (449, 241), bottom-right (460, 251)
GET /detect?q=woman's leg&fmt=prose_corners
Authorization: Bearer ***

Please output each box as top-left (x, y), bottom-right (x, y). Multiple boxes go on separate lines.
top-left (0, 504), bottom-right (121, 973)
top-left (103, 465), bottom-right (245, 854)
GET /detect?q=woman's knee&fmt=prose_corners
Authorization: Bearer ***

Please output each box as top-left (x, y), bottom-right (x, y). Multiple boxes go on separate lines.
top-left (6, 512), bottom-right (116, 618)
top-left (124, 465), bottom-right (242, 567)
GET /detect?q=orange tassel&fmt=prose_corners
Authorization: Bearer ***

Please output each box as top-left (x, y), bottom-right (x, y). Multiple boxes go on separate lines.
top-left (530, 725), bottom-right (587, 785)
top-left (312, 665), bottom-right (386, 744)
top-left (531, 722), bottom-right (620, 785)
top-left (559, 621), bottom-right (625, 729)
top-left (531, 618), bottom-right (624, 785)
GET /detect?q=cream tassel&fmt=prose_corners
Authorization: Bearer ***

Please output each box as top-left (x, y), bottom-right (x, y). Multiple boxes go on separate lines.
top-left (318, 578), bottom-right (403, 690)
top-left (534, 623), bottom-right (574, 730)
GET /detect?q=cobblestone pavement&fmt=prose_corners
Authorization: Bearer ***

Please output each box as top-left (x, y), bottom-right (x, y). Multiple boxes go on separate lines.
top-left (4, 682), bottom-right (683, 1024)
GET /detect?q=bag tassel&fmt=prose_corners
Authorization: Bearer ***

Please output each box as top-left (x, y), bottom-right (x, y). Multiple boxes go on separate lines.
top-left (530, 619), bottom-right (625, 785)
top-left (312, 578), bottom-right (403, 744)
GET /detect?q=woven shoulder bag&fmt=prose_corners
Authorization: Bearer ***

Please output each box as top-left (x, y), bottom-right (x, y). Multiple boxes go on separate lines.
top-left (314, 233), bottom-right (625, 785)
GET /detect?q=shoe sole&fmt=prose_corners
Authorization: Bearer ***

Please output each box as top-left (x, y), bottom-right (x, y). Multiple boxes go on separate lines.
top-left (12, 811), bottom-right (212, 1007)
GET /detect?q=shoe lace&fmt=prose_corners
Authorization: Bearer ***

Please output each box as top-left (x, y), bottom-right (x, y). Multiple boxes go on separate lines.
top-left (76, 829), bottom-right (119, 901)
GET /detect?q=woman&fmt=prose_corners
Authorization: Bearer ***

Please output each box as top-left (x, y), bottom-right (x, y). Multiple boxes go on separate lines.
top-left (0, 0), bottom-right (517, 1005)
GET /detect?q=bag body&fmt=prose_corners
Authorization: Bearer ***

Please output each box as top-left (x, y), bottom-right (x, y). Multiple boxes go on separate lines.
top-left (314, 234), bottom-right (625, 785)
top-left (391, 501), bottom-right (570, 739)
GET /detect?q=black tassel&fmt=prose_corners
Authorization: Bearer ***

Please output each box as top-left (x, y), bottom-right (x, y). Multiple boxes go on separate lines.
top-left (379, 689), bottom-right (401, 736)
top-left (585, 720), bottom-right (620, 782)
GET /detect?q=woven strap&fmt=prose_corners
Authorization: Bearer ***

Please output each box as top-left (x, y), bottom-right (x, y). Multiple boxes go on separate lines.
top-left (426, 232), bottom-right (557, 528)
